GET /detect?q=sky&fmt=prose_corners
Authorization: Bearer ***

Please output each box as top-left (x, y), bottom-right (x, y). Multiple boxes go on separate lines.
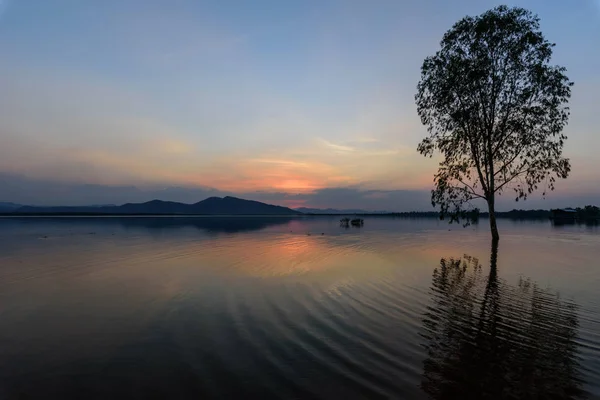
top-left (0, 0), bottom-right (599, 210)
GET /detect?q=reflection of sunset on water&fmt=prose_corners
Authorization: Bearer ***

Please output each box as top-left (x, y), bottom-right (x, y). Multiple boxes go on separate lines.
top-left (1, 217), bottom-right (599, 399)
top-left (211, 234), bottom-right (396, 278)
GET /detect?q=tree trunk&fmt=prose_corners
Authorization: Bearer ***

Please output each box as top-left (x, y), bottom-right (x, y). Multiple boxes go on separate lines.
top-left (478, 237), bottom-right (499, 331)
top-left (488, 198), bottom-right (500, 241)
top-left (490, 236), bottom-right (499, 272)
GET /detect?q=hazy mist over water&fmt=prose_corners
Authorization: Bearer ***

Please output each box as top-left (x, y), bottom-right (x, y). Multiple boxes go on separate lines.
top-left (0, 217), bottom-right (598, 399)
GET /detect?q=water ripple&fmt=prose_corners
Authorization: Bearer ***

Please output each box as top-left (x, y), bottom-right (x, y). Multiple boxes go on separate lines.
top-left (0, 217), bottom-right (599, 399)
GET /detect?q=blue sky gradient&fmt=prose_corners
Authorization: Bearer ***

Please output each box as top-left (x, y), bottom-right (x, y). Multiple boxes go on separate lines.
top-left (0, 0), bottom-right (598, 210)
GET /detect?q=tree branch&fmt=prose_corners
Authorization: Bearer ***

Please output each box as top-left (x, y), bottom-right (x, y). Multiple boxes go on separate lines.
top-left (456, 176), bottom-right (486, 199)
top-left (494, 166), bottom-right (532, 193)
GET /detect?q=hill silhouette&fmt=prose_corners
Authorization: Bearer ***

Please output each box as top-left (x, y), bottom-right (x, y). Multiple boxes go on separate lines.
top-left (13, 196), bottom-right (301, 215)
top-left (0, 202), bottom-right (22, 212)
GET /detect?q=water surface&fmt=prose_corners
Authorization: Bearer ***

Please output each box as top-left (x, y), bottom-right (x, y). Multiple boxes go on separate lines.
top-left (0, 217), bottom-right (598, 399)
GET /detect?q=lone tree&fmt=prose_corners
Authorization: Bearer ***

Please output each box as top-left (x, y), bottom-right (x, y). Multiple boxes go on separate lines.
top-left (415, 6), bottom-right (573, 240)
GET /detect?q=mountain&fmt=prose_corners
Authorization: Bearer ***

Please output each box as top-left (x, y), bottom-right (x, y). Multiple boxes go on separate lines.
top-left (295, 207), bottom-right (389, 214)
top-left (0, 202), bottom-right (23, 212)
top-left (12, 196), bottom-right (302, 215)
top-left (117, 196), bottom-right (302, 214)
top-left (119, 199), bottom-right (192, 214)
top-left (192, 196), bottom-right (300, 215)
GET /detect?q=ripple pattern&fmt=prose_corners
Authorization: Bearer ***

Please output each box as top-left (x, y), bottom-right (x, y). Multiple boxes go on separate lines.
top-left (0, 217), bottom-right (599, 399)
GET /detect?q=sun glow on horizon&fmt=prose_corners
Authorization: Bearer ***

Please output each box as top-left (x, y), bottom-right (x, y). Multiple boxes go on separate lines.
top-left (0, 0), bottom-right (597, 209)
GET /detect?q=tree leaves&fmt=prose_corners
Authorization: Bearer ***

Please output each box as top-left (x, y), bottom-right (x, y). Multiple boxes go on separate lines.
top-left (415, 6), bottom-right (572, 230)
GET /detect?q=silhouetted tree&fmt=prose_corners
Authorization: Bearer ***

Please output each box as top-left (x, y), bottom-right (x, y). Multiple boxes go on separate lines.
top-left (420, 241), bottom-right (584, 399)
top-left (576, 205), bottom-right (600, 221)
top-left (415, 6), bottom-right (573, 240)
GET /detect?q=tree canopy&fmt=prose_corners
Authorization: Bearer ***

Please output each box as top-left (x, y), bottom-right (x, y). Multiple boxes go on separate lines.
top-left (415, 5), bottom-right (573, 239)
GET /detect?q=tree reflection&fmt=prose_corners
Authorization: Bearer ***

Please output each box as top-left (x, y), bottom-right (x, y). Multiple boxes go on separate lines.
top-left (420, 240), bottom-right (585, 399)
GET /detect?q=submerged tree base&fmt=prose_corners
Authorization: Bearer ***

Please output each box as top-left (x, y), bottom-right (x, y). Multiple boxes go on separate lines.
top-left (340, 218), bottom-right (364, 228)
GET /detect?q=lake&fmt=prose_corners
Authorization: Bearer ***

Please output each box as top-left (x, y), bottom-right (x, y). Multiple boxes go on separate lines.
top-left (0, 216), bottom-right (598, 399)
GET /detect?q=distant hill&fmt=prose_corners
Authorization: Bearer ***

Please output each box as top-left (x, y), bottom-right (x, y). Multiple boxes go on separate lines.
top-left (0, 202), bottom-right (23, 212)
top-left (295, 207), bottom-right (389, 214)
top-left (117, 196), bottom-right (301, 215)
top-left (12, 196), bottom-right (302, 215)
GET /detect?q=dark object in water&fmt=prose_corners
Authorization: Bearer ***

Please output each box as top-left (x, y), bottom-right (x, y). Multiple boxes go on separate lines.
top-left (340, 217), bottom-right (364, 227)
top-left (351, 218), bottom-right (364, 227)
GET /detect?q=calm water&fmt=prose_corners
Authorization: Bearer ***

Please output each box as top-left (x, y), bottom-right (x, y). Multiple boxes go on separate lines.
top-left (0, 216), bottom-right (598, 399)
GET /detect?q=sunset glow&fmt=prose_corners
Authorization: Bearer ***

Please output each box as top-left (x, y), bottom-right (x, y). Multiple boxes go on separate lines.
top-left (0, 0), bottom-right (598, 210)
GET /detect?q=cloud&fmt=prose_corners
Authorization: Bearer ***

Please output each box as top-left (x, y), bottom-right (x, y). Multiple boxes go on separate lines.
top-left (249, 159), bottom-right (311, 168)
top-left (1, 172), bottom-right (598, 211)
top-left (0, 0), bottom-right (597, 203)
top-left (0, 65), bottom-right (208, 186)
top-left (195, 156), bottom-right (349, 193)
top-left (0, 173), bottom-right (428, 210)
top-left (353, 137), bottom-right (380, 144)
top-left (244, 186), bottom-right (600, 212)
top-left (317, 138), bottom-right (355, 153)
top-left (363, 192), bottom-right (390, 200)
top-left (0, 173), bottom-right (226, 206)
top-left (0, 62), bottom-right (588, 202)
top-left (0, 115), bottom-right (200, 186)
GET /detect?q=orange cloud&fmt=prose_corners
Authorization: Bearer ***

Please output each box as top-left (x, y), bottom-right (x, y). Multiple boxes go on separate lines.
top-left (185, 156), bottom-right (355, 193)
